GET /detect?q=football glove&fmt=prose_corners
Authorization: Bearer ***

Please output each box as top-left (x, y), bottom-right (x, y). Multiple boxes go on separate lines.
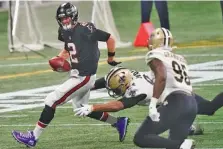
top-left (74, 104), bottom-right (93, 117)
top-left (149, 97), bottom-right (160, 122)
top-left (107, 60), bottom-right (122, 66)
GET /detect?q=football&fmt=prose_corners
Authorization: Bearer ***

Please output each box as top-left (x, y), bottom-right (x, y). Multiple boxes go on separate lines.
top-left (49, 56), bottom-right (71, 72)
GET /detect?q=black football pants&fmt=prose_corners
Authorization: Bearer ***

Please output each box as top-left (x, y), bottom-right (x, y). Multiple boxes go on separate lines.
top-left (194, 92), bottom-right (223, 115)
top-left (133, 91), bottom-right (197, 149)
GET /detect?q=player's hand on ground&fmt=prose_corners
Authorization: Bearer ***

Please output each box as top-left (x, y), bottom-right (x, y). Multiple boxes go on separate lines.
top-left (149, 97), bottom-right (160, 122)
top-left (149, 106), bottom-right (160, 122)
top-left (74, 104), bottom-right (93, 117)
top-left (107, 57), bottom-right (122, 66)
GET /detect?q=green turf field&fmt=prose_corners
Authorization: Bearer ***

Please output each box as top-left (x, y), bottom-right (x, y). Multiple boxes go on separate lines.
top-left (1, 1), bottom-right (223, 149)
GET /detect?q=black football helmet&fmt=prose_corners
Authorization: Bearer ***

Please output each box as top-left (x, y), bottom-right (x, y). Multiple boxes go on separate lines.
top-left (56, 2), bottom-right (78, 30)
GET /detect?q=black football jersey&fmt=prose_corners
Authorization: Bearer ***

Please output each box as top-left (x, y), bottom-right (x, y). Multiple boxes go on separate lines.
top-left (58, 22), bottom-right (102, 76)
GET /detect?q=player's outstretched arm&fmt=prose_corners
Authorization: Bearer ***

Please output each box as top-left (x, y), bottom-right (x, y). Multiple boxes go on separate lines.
top-left (74, 94), bottom-right (146, 116)
top-left (92, 100), bottom-right (125, 112)
top-left (92, 94), bottom-right (146, 112)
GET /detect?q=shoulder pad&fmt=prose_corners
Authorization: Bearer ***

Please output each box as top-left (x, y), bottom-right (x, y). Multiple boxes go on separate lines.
top-left (80, 22), bottom-right (96, 33)
top-left (145, 50), bottom-right (164, 65)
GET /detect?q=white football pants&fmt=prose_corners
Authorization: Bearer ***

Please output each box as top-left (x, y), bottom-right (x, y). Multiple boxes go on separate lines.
top-left (45, 74), bottom-right (96, 109)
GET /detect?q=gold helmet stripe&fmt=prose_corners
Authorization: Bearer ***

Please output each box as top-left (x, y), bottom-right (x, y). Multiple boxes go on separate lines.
top-left (161, 28), bottom-right (169, 47)
top-left (166, 29), bottom-right (171, 46)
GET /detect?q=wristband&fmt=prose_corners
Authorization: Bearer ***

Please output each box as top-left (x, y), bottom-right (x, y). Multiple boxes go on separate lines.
top-left (108, 52), bottom-right (115, 57)
top-left (150, 97), bottom-right (158, 105)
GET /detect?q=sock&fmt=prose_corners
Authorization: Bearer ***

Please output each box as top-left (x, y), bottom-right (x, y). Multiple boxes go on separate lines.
top-left (105, 113), bottom-right (118, 125)
top-left (33, 122), bottom-right (46, 139)
top-left (33, 105), bottom-right (55, 139)
top-left (87, 111), bottom-right (117, 125)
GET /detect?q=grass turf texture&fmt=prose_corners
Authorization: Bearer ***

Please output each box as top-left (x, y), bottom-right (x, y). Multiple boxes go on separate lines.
top-left (0, 1), bottom-right (223, 149)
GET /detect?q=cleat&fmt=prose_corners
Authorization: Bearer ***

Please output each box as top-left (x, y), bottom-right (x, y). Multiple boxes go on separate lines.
top-left (112, 117), bottom-right (130, 142)
top-left (188, 124), bottom-right (204, 136)
top-left (12, 130), bottom-right (37, 147)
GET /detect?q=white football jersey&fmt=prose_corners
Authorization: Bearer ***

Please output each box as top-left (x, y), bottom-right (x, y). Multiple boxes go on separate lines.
top-left (124, 70), bottom-right (154, 105)
top-left (145, 47), bottom-right (192, 103)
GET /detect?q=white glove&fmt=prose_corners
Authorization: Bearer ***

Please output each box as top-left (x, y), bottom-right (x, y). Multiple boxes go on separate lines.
top-left (74, 104), bottom-right (93, 117)
top-left (149, 97), bottom-right (160, 122)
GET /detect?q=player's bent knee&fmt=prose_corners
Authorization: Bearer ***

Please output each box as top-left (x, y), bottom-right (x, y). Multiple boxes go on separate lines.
top-left (133, 133), bottom-right (144, 147)
top-left (133, 133), bottom-right (156, 148)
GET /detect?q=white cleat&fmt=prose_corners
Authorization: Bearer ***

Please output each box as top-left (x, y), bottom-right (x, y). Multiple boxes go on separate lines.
top-left (180, 139), bottom-right (195, 149)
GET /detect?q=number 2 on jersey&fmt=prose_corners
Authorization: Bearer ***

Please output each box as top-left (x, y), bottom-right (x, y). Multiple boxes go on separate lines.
top-left (68, 43), bottom-right (78, 63)
top-left (172, 61), bottom-right (191, 85)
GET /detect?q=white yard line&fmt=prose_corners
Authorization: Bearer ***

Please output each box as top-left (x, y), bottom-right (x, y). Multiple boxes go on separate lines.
top-left (0, 114), bottom-right (27, 118)
top-left (0, 62), bottom-right (47, 67)
top-left (1, 54), bottom-right (223, 68)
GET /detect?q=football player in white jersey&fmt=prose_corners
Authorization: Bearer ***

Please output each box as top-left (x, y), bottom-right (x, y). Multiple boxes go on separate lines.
top-left (75, 65), bottom-right (223, 134)
top-left (88, 67), bottom-right (223, 135)
top-left (139, 27), bottom-right (197, 149)
top-left (75, 28), bottom-right (197, 149)
top-left (75, 67), bottom-right (154, 112)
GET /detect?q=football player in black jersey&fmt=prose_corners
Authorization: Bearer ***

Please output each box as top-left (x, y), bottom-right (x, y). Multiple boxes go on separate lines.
top-left (12, 2), bottom-right (129, 147)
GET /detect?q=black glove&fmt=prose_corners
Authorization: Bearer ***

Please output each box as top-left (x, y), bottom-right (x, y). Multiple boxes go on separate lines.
top-left (107, 60), bottom-right (122, 66)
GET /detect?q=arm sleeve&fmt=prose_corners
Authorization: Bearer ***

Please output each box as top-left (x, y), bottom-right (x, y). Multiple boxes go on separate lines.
top-left (84, 22), bottom-right (111, 41)
top-left (91, 29), bottom-right (111, 41)
top-left (118, 94), bottom-right (147, 109)
top-left (91, 77), bottom-right (106, 90)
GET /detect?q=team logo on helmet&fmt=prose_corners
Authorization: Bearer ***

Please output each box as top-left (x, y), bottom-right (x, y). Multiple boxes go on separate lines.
top-left (106, 67), bottom-right (133, 98)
